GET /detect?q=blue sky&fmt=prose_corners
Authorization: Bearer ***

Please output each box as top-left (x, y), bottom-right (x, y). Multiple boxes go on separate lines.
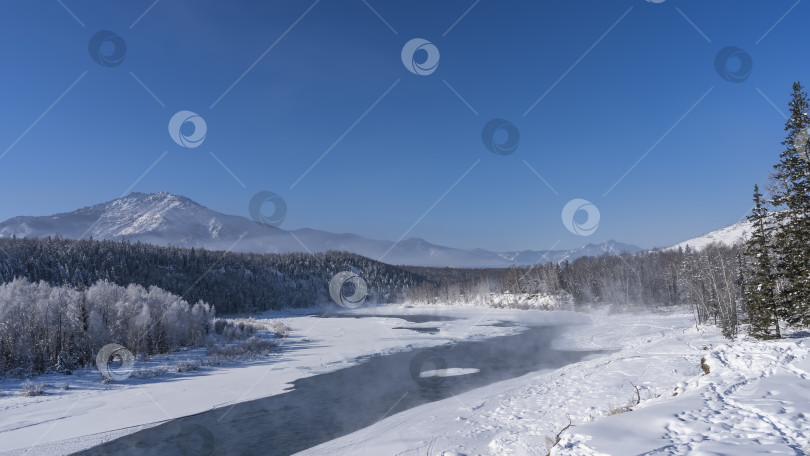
top-left (0, 0), bottom-right (807, 251)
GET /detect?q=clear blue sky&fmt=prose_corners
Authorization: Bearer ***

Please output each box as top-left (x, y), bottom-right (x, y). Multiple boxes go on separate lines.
top-left (0, 0), bottom-right (807, 251)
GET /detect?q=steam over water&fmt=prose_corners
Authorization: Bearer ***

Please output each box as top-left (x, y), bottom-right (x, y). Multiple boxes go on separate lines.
top-left (79, 316), bottom-right (603, 456)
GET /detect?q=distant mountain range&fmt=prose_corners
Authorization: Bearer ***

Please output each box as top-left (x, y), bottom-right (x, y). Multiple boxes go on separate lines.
top-left (0, 192), bottom-right (645, 267)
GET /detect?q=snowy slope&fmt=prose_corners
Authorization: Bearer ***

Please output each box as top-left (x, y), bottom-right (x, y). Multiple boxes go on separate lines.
top-left (0, 192), bottom-right (641, 267)
top-left (666, 218), bottom-right (752, 252)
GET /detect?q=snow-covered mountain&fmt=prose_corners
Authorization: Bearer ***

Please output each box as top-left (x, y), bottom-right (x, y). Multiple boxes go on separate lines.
top-left (666, 219), bottom-right (752, 252)
top-left (0, 192), bottom-right (642, 267)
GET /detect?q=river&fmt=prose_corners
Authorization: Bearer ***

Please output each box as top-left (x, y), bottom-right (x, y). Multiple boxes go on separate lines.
top-left (78, 315), bottom-right (603, 455)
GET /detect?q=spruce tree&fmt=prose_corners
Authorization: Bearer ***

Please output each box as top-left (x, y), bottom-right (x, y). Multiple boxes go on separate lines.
top-left (744, 185), bottom-right (780, 339)
top-left (771, 82), bottom-right (810, 327)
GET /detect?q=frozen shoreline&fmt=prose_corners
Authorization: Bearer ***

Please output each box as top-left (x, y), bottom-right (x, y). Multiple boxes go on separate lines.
top-left (0, 305), bottom-right (575, 455)
top-left (302, 308), bottom-right (810, 455)
top-left (2, 305), bottom-right (807, 455)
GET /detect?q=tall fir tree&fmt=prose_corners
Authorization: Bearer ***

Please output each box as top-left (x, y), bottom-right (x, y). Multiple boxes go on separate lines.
top-left (771, 81), bottom-right (810, 327)
top-left (744, 185), bottom-right (780, 339)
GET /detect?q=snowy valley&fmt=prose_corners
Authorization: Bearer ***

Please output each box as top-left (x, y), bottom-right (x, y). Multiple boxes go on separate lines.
top-left (2, 2), bottom-right (809, 455)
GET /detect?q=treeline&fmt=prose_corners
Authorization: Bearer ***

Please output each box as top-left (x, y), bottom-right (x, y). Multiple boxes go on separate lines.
top-left (406, 245), bottom-right (743, 337)
top-left (0, 236), bottom-right (427, 314)
top-left (0, 278), bottom-right (213, 376)
top-left (743, 81), bottom-right (810, 339)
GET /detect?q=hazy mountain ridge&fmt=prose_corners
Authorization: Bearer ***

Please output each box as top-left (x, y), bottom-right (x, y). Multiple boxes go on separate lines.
top-left (0, 192), bottom-right (643, 267)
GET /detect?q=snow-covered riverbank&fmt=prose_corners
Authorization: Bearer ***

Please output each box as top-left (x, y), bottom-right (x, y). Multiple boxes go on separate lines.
top-left (2, 305), bottom-right (807, 455)
top-left (0, 305), bottom-right (573, 455)
top-left (302, 309), bottom-right (810, 456)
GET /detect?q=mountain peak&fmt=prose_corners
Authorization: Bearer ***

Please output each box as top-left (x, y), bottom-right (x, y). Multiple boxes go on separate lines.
top-left (122, 191), bottom-right (194, 205)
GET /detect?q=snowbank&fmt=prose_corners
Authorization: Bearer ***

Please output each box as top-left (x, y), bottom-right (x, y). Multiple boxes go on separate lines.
top-left (302, 310), bottom-right (810, 455)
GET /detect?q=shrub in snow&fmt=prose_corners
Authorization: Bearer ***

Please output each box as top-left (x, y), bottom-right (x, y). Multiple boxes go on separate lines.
top-left (21, 380), bottom-right (45, 397)
top-left (700, 357), bottom-right (710, 374)
top-left (267, 321), bottom-right (291, 337)
top-left (212, 317), bottom-right (275, 342)
top-left (131, 364), bottom-right (170, 379)
top-left (174, 360), bottom-right (200, 373)
top-left (206, 337), bottom-right (276, 364)
top-left (606, 403), bottom-right (633, 416)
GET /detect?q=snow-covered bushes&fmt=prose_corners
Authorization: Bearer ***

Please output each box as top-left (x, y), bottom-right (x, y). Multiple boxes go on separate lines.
top-left (173, 360), bottom-right (200, 373)
top-left (130, 364), bottom-right (170, 379)
top-left (266, 320), bottom-right (291, 337)
top-left (206, 336), bottom-right (276, 364)
top-left (21, 380), bottom-right (45, 397)
top-left (213, 318), bottom-right (265, 342)
top-left (486, 292), bottom-right (573, 311)
top-left (0, 278), bottom-right (215, 377)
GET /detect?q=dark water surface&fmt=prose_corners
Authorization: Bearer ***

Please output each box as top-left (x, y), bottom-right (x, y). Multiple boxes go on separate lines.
top-left (78, 318), bottom-right (603, 456)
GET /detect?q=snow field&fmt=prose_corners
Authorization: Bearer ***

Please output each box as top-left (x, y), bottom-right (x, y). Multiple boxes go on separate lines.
top-left (302, 309), bottom-right (810, 456)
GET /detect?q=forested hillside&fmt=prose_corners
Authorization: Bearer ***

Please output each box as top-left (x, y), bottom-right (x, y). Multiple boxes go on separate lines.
top-left (0, 235), bottom-right (746, 333)
top-left (0, 236), bottom-right (426, 314)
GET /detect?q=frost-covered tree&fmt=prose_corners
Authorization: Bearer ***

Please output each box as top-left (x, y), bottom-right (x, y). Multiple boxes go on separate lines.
top-left (0, 279), bottom-right (215, 376)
